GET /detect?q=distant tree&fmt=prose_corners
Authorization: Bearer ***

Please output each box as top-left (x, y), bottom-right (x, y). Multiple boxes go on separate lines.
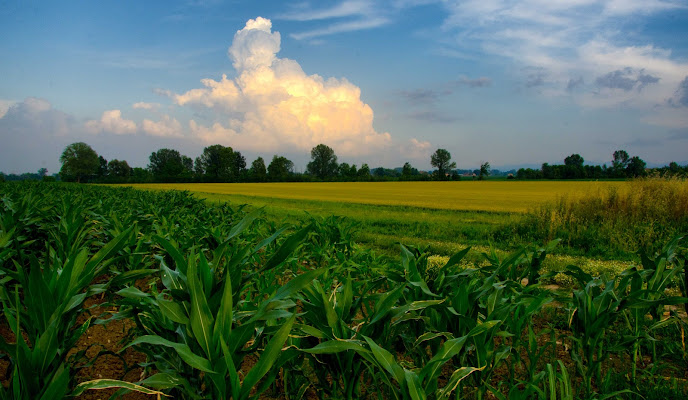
top-left (401, 162), bottom-right (413, 179)
top-left (338, 162), bottom-right (351, 179)
top-left (357, 163), bottom-right (371, 180)
top-left (0, 173), bottom-right (5, 183)
top-left (669, 161), bottom-right (680, 173)
top-left (563, 154), bottom-right (585, 179)
top-left (612, 150), bottom-right (630, 177)
top-left (97, 155), bottom-right (108, 178)
top-left (131, 167), bottom-right (152, 182)
top-left (250, 157), bottom-right (267, 182)
top-left (307, 144), bottom-right (338, 180)
top-left (232, 151), bottom-right (247, 181)
top-left (626, 156), bottom-right (646, 178)
top-left (479, 162), bottom-right (491, 180)
top-left (267, 155), bottom-right (294, 181)
top-left (108, 159), bottom-right (132, 179)
top-left (149, 148), bottom-right (186, 181)
top-left (564, 154), bottom-right (584, 168)
top-left (59, 142), bottom-right (100, 183)
top-left (196, 144), bottom-right (234, 180)
top-left (430, 149), bottom-right (456, 180)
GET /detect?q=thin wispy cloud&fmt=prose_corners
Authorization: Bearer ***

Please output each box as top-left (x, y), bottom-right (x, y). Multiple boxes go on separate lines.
top-left (280, 0), bottom-right (391, 39)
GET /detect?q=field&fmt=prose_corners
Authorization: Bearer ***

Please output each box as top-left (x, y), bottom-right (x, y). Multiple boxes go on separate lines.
top-left (125, 181), bottom-right (613, 212)
top-left (123, 181), bottom-right (638, 267)
top-left (2, 181), bottom-right (687, 399)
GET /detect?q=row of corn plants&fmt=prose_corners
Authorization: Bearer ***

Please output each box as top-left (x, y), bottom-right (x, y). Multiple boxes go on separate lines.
top-left (0, 182), bottom-right (687, 399)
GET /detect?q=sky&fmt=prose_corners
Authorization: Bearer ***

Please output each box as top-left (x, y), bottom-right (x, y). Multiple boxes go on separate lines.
top-left (1, 0), bottom-right (688, 174)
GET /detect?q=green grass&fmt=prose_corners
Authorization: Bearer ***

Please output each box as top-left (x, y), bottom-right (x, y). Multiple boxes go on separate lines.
top-left (194, 192), bottom-right (521, 258)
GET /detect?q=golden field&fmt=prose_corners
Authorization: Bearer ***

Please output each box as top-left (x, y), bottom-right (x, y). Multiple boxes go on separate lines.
top-left (124, 181), bottom-right (624, 213)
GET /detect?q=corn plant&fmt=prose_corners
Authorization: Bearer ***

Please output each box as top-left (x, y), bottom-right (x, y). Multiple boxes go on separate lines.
top-left (113, 217), bottom-right (323, 399)
top-left (0, 226), bottom-right (134, 400)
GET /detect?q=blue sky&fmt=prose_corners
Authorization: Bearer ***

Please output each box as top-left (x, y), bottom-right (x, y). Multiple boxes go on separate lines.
top-left (1, 0), bottom-right (687, 174)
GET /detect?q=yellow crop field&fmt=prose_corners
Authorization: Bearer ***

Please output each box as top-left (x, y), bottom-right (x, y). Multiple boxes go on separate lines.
top-left (125, 181), bottom-right (623, 213)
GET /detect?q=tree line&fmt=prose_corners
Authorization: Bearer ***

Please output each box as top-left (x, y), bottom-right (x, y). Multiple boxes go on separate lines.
top-left (515, 150), bottom-right (663, 180)
top-left (2, 142), bottom-right (686, 184)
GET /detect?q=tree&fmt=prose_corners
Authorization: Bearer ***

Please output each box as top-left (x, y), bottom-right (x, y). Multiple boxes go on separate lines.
top-left (612, 150), bottom-right (630, 177)
top-left (97, 155), bottom-right (108, 178)
top-left (626, 156), bottom-right (646, 178)
top-left (149, 148), bottom-right (185, 181)
top-left (59, 142), bottom-right (99, 183)
top-left (564, 154), bottom-right (584, 168)
top-left (250, 157), bottom-right (267, 182)
top-left (564, 154), bottom-right (585, 179)
top-left (37, 168), bottom-right (48, 178)
top-left (196, 144), bottom-right (234, 180)
top-left (430, 149), bottom-right (456, 180)
top-left (401, 162), bottom-right (413, 179)
top-left (479, 162), bottom-right (491, 180)
top-left (232, 151), bottom-right (247, 181)
top-left (108, 159), bottom-right (132, 179)
top-left (357, 163), bottom-right (370, 180)
top-left (267, 155), bottom-right (294, 181)
top-left (307, 144), bottom-right (338, 180)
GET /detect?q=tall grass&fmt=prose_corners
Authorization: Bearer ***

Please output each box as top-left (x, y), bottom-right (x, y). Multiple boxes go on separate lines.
top-left (515, 177), bottom-right (688, 258)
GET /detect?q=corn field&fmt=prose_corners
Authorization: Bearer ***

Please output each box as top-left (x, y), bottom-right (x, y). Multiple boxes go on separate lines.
top-left (0, 182), bottom-right (687, 399)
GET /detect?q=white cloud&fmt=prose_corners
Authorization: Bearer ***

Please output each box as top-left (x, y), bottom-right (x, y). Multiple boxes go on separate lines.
top-left (437, 0), bottom-right (688, 117)
top-left (280, 0), bottom-right (391, 40)
top-left (400, 138), bottom-right (432, 161)
top-left (175, 17), bottom-right (392, 155)
top-left (0, 100), bottom-right (17, 119)
top-left (142, 115), bottom-right (183, 137)
top-left (85, 110), bottom-right (137, 135)
top-left (132, 102), bottom-right (162, 110)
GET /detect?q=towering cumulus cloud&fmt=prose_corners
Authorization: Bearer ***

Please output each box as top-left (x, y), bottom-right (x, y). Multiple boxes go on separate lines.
top-left (177, 17), bottom-right (391, 155)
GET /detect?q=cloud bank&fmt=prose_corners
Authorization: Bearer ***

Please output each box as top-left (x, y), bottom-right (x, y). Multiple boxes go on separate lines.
top-left (174, 17), bottom-right (392, 155)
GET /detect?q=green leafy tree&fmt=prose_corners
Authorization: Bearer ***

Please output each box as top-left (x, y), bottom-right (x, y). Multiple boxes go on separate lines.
top-left (250, 157), bottom-right (267, 182)
top-left (267, 155), bottom-right (294, 181)
top-left (357, 163), bottom-right (370, 180)
top-left (59, 142), bottom-right (100, 183)
top-left (97, 155), bottom-right (108, 178)
top-left (479, 162), bottom-right (491, 180)
top-left (149, 148), bottom-right (185, 181)
top-left (232, 151), bottom-right (247, 181)
top-left (196, 144), bottom-right (234, 180)
top-left (107, 159), bottom-right (132, 179)
top-left (401, 162), bottom-right (413, 179)
top-left (612, 150), bottom-right (630, 177)
top-left (307, 144), bottom-right (338, 180)
top-left (626, 156), bottom-right (646, 178)
top-left (430, 149), bottom-right (456, 180)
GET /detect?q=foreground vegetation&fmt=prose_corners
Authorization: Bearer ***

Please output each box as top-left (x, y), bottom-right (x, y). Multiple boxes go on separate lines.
top-left (126, 178), bottom-right (688, 261)
top-left (1, 182), bottom-right (687, 399)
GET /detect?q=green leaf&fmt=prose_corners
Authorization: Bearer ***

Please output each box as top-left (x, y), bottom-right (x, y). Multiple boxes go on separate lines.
top-left (157, 296), bottom-right (190, 325)
top-left (213, 266), bottom-right (233, 351)
top-left (124, 335), bottom-right (214, 373)
top-left (187, 251), bottom-right (215, 359)
top-left (39, 363), bottom-right (69, 400)
top-left (226, 208), bottom-right (263, 241)
top-left (302, 339), bottom-right (369, 354)
top-left (116, 286), bottom-right (150, 299)
top-left (139, 372), bottom-right (186, 389)
top-left (154, 234), bottom-right (188, 275)
top-left (239, 314), bottom-right (297, 400)
top-left (438, 367), bottom-right (483, 399)
top-left (72, 379), bottom-right (167, 397)
top-left (405, 370), bottom-right (426, 400)
top-left (364, 336), bottom-right (405, 384)
top-left (257, 223), bottom-right (312, 274)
